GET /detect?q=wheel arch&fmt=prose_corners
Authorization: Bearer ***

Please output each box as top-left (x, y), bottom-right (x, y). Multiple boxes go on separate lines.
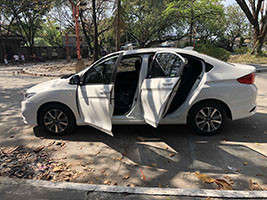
top-left (37, 102), bottom-right (77, 126)
top-left (188, 99), bottom-right (232, 120)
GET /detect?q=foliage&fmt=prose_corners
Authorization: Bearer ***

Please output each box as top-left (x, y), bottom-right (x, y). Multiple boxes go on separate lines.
top-left (164, 0), bottom-right (224, 45)
top-left (34, 37), bottom-right (50, 46)
top-left (38, 17), bottom-right (63, 46)
top-left (236, 0), bottom-right (267, 55)
top-left (0, 0), bottom-right (54, 50)
top-left (234, 46), bottom-right (250, 54)
top-left (123, 0), bottom-right (174, 47)
top-left (194, 44), bottom-right (231, 61)
top-left (223, 4), bottom-right (249, 51)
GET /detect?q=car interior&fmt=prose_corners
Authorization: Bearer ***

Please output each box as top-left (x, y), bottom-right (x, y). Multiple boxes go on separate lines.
top-left (113, 53), bottom-right (203, 116)
top-left (113, 56), bottom-right (142, 115)
top-left (166, 54), bottom-right (203, 114)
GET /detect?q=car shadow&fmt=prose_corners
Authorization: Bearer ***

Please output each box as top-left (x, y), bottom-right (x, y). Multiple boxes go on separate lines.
top-left (33, 112), bottom-right (267, 188)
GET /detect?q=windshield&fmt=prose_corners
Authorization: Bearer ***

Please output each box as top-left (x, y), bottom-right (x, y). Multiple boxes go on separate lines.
top-left (77, 52), bottom-right (122, 76)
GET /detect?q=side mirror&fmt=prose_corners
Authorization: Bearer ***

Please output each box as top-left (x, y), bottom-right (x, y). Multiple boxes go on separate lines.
top-left (69, 75), bottom-right (81, 85)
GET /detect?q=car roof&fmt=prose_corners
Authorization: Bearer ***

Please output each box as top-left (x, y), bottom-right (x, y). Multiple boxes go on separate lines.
top-left (123, 48), bottom-right (232, 68)
top-left (123, 48), bottom-right (200, 57)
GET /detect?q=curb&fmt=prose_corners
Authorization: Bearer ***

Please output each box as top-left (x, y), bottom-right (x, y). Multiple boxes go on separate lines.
top-left (256, 67), bottom-right (267, 73)
top-left (22, 67), bottom-right (61, 77)
top-left (0, 177), bottom-right (267, 199)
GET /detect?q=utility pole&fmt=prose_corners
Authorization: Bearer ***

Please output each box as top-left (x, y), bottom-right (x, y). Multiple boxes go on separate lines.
top-left (69, 0), bottom-right (81, 60)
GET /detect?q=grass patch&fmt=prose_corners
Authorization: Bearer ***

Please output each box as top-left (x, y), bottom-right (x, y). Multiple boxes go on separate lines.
top-left (228, 54), bottom-right (267, 64)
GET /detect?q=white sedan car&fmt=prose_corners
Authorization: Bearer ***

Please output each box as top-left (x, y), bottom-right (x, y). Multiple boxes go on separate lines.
top-left (22, 48), bottom-right (257, 136)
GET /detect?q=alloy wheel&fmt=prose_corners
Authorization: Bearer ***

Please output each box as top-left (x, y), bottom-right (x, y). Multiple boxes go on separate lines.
top-left (195, 107), bottom-right (223, 132)
top-left (43, 109), bottom-right (69, 134)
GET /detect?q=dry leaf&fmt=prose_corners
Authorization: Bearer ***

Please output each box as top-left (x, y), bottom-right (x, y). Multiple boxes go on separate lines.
top-left (53, 166), bottom-right (63, 172)
top-left (127, 184), bottom-right (136, 187)
top-left (169, 153), bottom-right (175, 157)
top-left (214, 179), bottom-right (233, 190)
top-left (3, 146), bottom-right (20, 154)
top-left (249, 179), bottom-right (265, 191)
top-left (123, 174), bottom-right (130, 179)
top-left (206, 198), bottom-right (214, 200)
top-left (194, 171), bottom-right (215, 183)
top-left (223, 176), bottom-right (234, 185)
top-left (104, 180), bottom-right (111, 185)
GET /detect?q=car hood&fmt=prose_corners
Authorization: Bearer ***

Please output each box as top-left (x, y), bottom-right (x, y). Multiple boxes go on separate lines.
top-left (27, 78), bottom-right (69, 93)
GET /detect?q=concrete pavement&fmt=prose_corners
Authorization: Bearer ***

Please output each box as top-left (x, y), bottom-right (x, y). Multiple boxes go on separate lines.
top-left (0, 64), bottom-right (267, 199)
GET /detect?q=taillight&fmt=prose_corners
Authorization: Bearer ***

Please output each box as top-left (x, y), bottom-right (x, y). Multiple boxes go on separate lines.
top-left (237, 73), bottom-right (255, 84)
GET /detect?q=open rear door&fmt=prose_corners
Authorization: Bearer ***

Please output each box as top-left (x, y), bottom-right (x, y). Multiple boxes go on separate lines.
top-left (77, 54), bottom-right (121, 136)
top-left (141, 51), bottom-right (185, 127)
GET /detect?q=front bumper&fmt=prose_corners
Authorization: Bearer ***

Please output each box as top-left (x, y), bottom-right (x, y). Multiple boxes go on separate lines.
top-left (21, 100), bottom-right (38, 125)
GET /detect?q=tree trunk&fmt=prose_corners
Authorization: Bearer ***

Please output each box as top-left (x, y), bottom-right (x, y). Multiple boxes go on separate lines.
top-left (80, 10), bottom-right (93, 56)
top-left (92, 0), bottom-right (99, 62)
top-left (251, 27), bottom-right (260, 55)
top-left (189, 22), bottom-right (193, 46)
top-left (115, 0), bottom-right (121, 51)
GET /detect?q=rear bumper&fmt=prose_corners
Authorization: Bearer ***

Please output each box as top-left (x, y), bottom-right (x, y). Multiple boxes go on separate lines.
top-left (229, 84), bottom-right (257, 120)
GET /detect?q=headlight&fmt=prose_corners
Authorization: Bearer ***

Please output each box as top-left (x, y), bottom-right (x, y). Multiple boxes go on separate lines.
top-left (24, 92), bottom-right (36, 100)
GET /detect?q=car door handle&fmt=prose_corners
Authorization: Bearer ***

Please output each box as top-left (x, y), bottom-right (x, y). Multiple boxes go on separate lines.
top-left (162, 82), bottom-right (173, 86)
top-left (99, 90), bottom-right (110, 95)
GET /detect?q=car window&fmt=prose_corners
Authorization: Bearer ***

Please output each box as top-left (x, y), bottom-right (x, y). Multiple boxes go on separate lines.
top-left (84, 55), bottom-right (119, 84)
top-left (148, 53), bottom-right (184, 78)
top-left (117, 56), bottom-right (142, 73)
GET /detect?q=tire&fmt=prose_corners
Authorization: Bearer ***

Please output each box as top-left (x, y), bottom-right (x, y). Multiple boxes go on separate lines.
top-left (188, 102), bottom-right (226, 136)
top-left (39, 104), bottom-right (75, 136)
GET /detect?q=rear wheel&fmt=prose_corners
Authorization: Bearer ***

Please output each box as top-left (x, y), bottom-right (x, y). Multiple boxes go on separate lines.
top-left (188, 102), bottom-right (226, 136)
top-left (39, 104), bottom-right (75, 136)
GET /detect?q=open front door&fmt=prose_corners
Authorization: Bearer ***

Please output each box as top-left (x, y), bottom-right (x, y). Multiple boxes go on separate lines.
top-left (141, 51), bottom-right (185, 127)
top-left (77, 54), bottom-right (121, 136)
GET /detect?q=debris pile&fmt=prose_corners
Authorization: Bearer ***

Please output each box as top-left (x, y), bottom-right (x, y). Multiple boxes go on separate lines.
top-left (0, 145), bottom-right (78, 182)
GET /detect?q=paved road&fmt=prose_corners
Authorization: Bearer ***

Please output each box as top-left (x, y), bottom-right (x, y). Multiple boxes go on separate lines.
top-left (0, 65), bottom-right (266, 191)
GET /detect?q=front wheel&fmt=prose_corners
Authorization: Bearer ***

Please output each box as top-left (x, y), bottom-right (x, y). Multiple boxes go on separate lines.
top-left (39, 104), bottom-right (75, 136)
top-left (188, 102), bottom-right (226, 136)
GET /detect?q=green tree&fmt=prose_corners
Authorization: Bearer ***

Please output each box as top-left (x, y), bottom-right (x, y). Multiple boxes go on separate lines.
top-left (124, 0), bottom-right (174, 48)
top-left (165, 0), bottom-right (224, 46)
top-left (224, 5), bottom-right (248, 51)
top-left (38, 17), bottom-right (63, 46)
top-left (0, 0), bottom-right (54, 53)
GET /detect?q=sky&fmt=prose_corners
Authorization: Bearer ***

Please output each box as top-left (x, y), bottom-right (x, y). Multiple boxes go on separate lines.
top-left (224, 0), bottom-right (236, 6)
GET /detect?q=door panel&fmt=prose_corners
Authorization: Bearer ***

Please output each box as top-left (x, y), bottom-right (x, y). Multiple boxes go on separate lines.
top-left (78, 84), bottom-right (114, 136)
top-left (141, 51), bottom-right (185, 127)
top-left (141, 77), bottom-right (180, 127)
top-left (77, 54), bottom-right (121, 136)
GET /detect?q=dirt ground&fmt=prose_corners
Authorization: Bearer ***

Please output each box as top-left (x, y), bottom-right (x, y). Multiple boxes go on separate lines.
top-left (0, 64), bottom-right (266, 191)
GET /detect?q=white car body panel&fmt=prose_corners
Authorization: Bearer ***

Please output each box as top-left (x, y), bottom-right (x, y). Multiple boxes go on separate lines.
top-left (21, 48), bottom-right (258, 135)
top-left (141, 77), bottom-right (180, 127)
top-left (78, 84), bottom-right (114, 136)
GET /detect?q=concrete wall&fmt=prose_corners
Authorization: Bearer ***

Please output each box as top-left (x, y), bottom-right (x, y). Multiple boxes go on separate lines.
top-left (1, 46), bottom-right (90, 63)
